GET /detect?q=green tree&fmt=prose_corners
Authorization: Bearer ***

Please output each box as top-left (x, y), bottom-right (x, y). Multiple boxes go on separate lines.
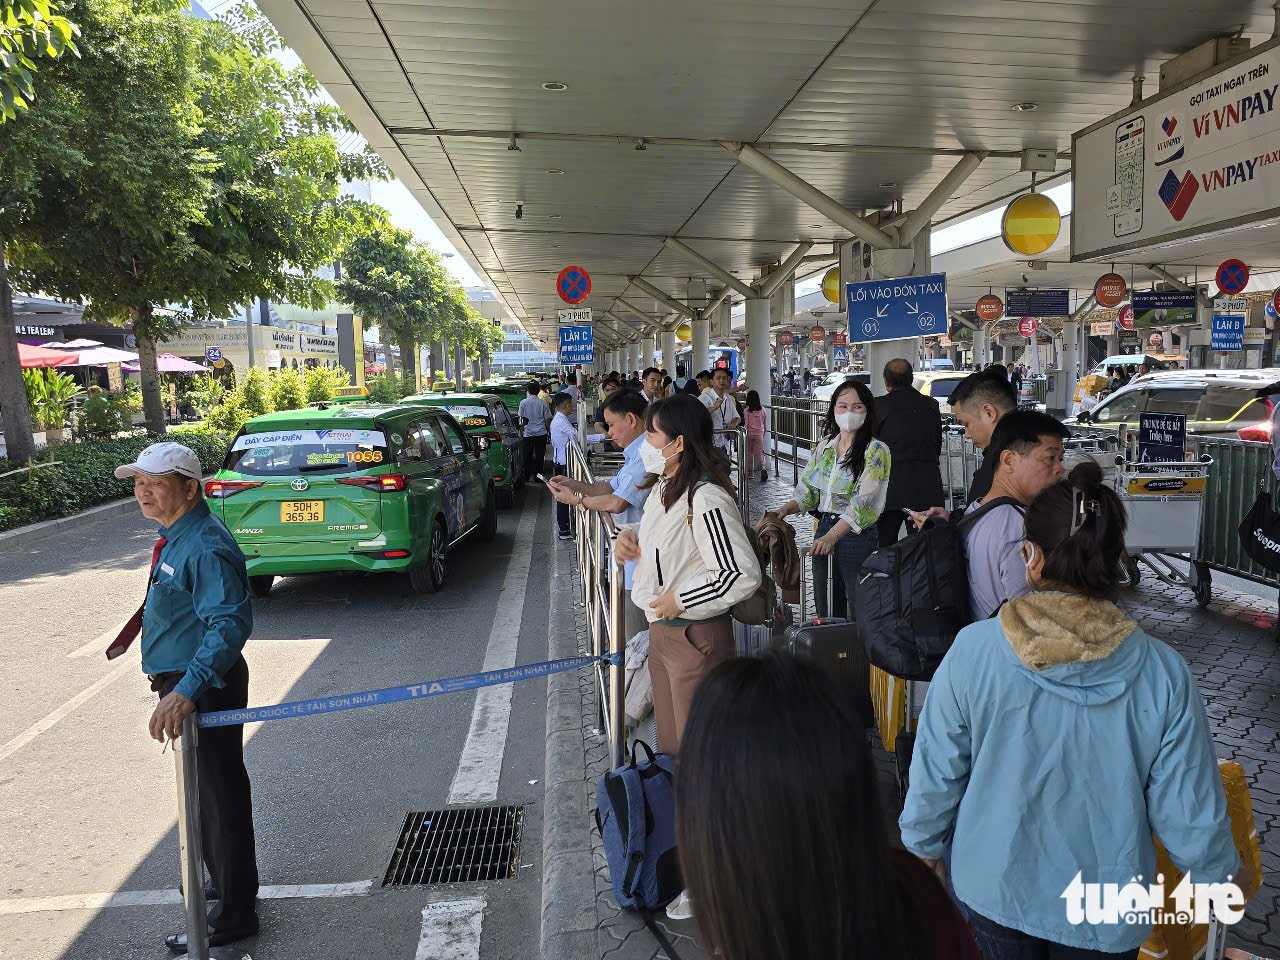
top-left (0, 0), bottom-right (79, 121)
top-left (268, 366), bottom-right (305, 411)
top-left (7, 0), bottom-right (386, 438)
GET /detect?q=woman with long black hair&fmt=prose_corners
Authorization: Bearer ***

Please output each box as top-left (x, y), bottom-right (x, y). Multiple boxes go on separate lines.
top-left (678, 653), bottom-right (980, 960)
top-left (774, 379), bottom-right (890, 620)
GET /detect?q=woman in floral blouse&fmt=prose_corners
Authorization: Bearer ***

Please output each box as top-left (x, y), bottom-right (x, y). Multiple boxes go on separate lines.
top-left (776, 379), bottom-right (890, 621)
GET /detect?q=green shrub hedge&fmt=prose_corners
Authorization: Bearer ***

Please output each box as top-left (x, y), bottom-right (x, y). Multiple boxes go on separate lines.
top-left (0, 427), bottom-right (234, 533)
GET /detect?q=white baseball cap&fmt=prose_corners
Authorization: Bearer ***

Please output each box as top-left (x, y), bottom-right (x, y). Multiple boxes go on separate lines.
top-left (114, 442), bottom-right (203, 481)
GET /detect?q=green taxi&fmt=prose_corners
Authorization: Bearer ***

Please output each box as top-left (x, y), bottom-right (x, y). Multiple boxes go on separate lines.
top-left (401, 392), bottom-right (523, 505)
top-left (474, 380), bottom-right (531, 415)
top-left (205, 404), bottom-right (497, 597)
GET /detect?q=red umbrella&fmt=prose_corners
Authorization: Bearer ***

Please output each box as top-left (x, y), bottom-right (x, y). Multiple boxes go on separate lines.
top-left (18, 342), bottom-right (78, 369)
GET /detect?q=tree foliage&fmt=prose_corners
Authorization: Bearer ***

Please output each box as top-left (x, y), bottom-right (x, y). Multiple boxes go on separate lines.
top-left (0, 0), bottom-right (79, 121)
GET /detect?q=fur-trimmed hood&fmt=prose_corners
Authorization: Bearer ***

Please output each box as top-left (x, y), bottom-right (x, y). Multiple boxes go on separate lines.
top-left (997, 592), bottom-right (1145, 704)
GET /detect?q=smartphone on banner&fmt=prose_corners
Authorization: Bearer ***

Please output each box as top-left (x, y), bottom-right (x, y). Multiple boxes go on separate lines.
top-left (1114, 117), bottom-right (1144, 237)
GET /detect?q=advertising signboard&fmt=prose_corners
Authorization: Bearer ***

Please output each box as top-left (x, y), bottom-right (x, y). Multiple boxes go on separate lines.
top-left (1073, 39), bottom-right (1280, 261)
top-left (1005, 288), bottom-right (1069, 316)
top-left (1131, 289), bottom-right (1197, 326)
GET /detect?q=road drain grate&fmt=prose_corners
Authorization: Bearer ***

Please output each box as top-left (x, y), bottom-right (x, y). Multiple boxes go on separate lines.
top-left (382, 805), bottom-right (524, 886)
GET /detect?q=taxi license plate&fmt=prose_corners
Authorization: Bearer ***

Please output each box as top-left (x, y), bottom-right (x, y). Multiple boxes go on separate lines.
top-left (281, 500), bottom-right (324, 523)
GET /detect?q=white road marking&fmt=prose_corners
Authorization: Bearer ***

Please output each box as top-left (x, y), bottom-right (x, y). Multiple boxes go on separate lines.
top-left (0, 880), bottom-right (375, 915)
top-left (447, 507), bottom-right (538, 804)
top-left (415, 896), bottom-right (486, 960)
top-left (0, 659), bottom-right (134, 763)
top-left (68, 620), bottom-right (133, 658)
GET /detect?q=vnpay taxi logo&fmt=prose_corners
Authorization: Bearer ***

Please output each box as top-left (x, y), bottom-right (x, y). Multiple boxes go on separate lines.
top-left (1154, 114), bottom-right (1184, 166)
top-left (1159, 169), bottom-right (1199, 222)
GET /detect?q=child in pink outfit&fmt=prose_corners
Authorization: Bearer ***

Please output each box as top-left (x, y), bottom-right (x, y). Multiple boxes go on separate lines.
top-left (744, 390), bottom-right (768, 481)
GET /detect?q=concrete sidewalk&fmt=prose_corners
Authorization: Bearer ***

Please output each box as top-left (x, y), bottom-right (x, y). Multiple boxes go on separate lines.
top-left (541, 470), bottom-right (1280, 959)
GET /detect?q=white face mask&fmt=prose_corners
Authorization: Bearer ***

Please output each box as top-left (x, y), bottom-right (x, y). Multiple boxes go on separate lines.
top-left (835, 411), bottom-right (866, 433)
top-left (640, 437), bottom-right (677, 473)
top-left (1023, 544), bottom-right (1039, 574)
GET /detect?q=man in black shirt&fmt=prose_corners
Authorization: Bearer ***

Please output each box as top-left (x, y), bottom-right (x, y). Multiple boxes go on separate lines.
top-left (875, 359), bottom-right (944, 546)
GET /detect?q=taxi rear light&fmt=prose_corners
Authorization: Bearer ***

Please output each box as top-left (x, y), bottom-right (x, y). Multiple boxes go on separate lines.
top-left (1239, 399), bottom-right (1274, 442)
top-left (480, 430), bottom-right (503, 441)
top-left (205, 479), bottom-right (263, 498)
top-left (356, 548), bottom-right (410, 559)
top-left (337, 473), bottom-right (408, 492)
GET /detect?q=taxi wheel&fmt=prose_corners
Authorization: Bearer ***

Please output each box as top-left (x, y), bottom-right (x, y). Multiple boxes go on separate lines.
top-left (249, 575), bottom-right (274, 598)
top-left (479, 487), bottom-right (498, 541)
top-left (410, 520), bottom-right (447, 594)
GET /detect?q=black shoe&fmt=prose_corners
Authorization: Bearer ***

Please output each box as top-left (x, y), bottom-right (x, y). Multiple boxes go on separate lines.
top-left (558, 530), bottom-right (573, 540)
top-left (176, 880), bottom-right (220, 901)
top-left (165, 922), bottom-right (258, 954)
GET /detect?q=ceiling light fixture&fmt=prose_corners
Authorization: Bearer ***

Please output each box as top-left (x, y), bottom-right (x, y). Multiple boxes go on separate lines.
top-left (879, 181), bottom-right (897, 189)
top-left (545, 168), bottom-right (564, 175)
top-left (542, 81), bottom-right (568, 92)
top-left (1011, 101), bottom-right (1039, 112)
top-left (548, 213), bottom-right (561, 219)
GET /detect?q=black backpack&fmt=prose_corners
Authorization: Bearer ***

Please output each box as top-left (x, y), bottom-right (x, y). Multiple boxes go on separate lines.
top-left (854, 497), bottom-right (1023, 681)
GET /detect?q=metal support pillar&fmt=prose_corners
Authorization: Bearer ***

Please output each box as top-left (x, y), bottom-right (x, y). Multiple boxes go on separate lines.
top-left (660, 328), bottom-right (676, 373)
top-left (689, 279), bottom-right (709, 376)
top-left (626, 278), bottom-right (695, 318)
top-left (662, 238), bottom-right (755, 299)
top-left (1146, 264), bottom-right (1212, 309)
top-left (895, 153), bottom-right (987, 244)
top-left (746, 297), bottom-right (771, 407)
top-left (641, 336), bottom-right (656, 370)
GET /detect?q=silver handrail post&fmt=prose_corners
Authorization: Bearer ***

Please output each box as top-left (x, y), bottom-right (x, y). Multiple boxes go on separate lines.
top-left (607, 543), bottom-right (626, 769)
top-left (175, 713), bottom-right (210, 960)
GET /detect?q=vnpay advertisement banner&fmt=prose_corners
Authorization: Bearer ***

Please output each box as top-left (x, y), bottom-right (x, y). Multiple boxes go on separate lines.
top-left (1073, 40), bottom-right (1280, 260)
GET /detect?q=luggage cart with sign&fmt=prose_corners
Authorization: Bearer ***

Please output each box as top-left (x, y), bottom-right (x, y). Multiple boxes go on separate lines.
top-left (1113, 454), bottom-right (1214, 607)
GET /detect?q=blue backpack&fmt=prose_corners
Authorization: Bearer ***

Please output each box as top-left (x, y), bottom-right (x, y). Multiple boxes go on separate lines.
top-left (594, 740), bottom-right (682, 912)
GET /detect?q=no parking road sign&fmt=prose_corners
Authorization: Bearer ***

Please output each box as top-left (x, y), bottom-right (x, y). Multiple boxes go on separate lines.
top-left (556, 265), bottom-right (592, 305)
top-left (1216, 259), bottom-right (1249, 296)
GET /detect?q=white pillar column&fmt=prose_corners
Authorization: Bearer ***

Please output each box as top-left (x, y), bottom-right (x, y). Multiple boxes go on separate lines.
top-left (746, 297), bottom-right (772, 406)
top-left (1060, 321), bottom-right (1079, 416)
top-left (660, 329), bottom-right (676, 375)
top-left (639, 336), bottom-right (654, 370)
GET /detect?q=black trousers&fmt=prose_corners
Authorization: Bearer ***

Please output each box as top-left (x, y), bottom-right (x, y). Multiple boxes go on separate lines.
top-left (153, 656), bottom-right (259, 931)
top-left (877, 510), bottom-right (907, 548)
top-left (521, 435), bottom-right (548, 483)
top-left (553, 463), bottom-right (571, 534)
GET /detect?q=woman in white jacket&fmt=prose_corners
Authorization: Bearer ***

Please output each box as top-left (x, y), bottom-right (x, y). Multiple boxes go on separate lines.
top-left (616, 394), bottom-right (761, 756)
top-left (616, 393), bottom-right (761, 923)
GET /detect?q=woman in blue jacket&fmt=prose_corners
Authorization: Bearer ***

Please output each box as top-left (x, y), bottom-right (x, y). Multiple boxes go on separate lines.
top-left (900, 459), bottom-right (1239, 958)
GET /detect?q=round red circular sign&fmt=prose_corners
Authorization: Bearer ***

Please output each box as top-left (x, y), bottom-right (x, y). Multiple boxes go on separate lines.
top-left (1094, 273), bottom-right (1127, 308)
top-left (1271, 287), bottom-right (1280, 316)
top-left (809, 325), bottom-right (826, 343)
top-left (779, 331), bottom-right (794, 346)
top-left (1149, 333), bottom-right (1163, 347)
top-left (1118, 304), bottom-right (1136, 330)
top-left (556, 265), bottom-right (592, 304)
top-left (975, 294), bottom-right (1004, 322)
top-left (1216, 259), bottom-right (1249, 296)
top-left (1017, 316), bottom-right (1038, 338)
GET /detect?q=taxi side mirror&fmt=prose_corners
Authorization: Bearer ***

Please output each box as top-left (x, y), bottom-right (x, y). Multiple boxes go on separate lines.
top-left (1077, 411), bottom-right (1091, 423)
top-left (474, 436), bottom-right (490, 453)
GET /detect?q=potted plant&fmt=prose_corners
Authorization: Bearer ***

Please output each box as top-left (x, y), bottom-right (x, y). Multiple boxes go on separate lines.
top-left (33, 370), bottom-right (85, 447)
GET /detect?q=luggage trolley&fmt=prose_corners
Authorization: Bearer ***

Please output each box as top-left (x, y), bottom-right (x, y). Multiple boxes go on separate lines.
top-left (1112, 454), bottom-right (1214, 607)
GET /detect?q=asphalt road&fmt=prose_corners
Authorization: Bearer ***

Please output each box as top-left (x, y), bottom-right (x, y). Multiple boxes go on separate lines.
top-left (0, 489), bottom-right (556, 960)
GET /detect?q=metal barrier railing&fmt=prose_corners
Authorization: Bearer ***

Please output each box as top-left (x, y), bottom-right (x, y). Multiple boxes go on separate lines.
top-left (765, 398), bottom-right (827, 485)
top-left (567, 443), bottom-right (626, 769)
top-left (1195, 436), bottom-right (1279, 587)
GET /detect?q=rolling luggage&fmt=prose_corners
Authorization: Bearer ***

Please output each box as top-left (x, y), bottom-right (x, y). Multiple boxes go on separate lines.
top-left (787, 548), bottom-right (872, 728)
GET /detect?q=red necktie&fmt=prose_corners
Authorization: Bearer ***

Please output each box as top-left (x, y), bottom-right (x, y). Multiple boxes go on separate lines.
top-left (105, 536), bottom-right (168, 660)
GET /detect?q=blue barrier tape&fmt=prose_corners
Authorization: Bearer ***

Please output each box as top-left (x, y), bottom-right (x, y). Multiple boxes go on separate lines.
top-left (197, 652), bottom-right (622, 728)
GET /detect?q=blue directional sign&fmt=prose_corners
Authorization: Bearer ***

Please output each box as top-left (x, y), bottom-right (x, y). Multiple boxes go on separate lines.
top-left (559, 324), bottom-right (594, 364)
top-left (1210, 313), bottom-right (1245, 352)
top-left (845, 273), bottom-right (947, 343)
top-left (1005, 288), bottom-right (1070, 316)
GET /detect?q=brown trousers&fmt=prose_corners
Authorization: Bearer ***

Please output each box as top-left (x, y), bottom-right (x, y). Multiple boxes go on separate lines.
top-left (647, 616), bottom-right (735, 754)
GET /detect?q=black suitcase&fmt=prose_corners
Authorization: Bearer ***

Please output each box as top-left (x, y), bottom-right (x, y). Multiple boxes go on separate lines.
top-left (787, 548), bottom-right (873, 728)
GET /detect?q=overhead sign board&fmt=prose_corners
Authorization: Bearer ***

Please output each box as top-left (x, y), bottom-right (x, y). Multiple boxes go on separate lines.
top-left (778, 331), bottom-right (794, 346)
top-left (1002, 192), bottom-right (1062, 256)
top-left (846, 273), bottom-right (947, 343)
top-left (1132, 288), bottom-right (1198, 327)
top-left (1210, 313), bottom-right (1246, 351)
top-left (809, 325), bottom-right (826, 342)
top-left (1094, 273), bottom-right (1127, 307)
top-left (1017, 316), bottom-right (1039, 337)
top-left (1090, 321), bottom-right (1115, 336)
top-left (1005, 288), bottom-right (1069, 316)
top-left (975, 294), bottom-right (1004, 321)
top-left (832, 332), bottom-right (847, 347)
top-left (1073, 40), bottom-right (1280, 261)
top-left (558, 307), bottom-right (592, 323)
top-left (1214, 296), bottom-right (1248, 313)
top-left (558, 324), bottom-right (594, 364)
top-left (1216, 258), bottom-right (1250, 295)
top-left (1118, 304), bottom-right (1136, 330)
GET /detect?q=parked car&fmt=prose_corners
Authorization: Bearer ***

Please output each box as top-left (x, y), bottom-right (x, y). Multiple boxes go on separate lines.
top-left (812, 370), bottom-right (872, 403)
top-left (402, 392), bottom-right (524, 505)
top-left (1065, 369), bottom-right (1280, 441)
top-left (472, 381), bottom-right (530, 415)
top-left (205, 404), bottom-right (497, 596)
top-left (912, 371), bottom-right (970, 415)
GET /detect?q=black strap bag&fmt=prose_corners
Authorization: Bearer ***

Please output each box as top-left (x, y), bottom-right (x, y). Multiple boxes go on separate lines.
top-left (1239, 491), bottom-right (1280, 572)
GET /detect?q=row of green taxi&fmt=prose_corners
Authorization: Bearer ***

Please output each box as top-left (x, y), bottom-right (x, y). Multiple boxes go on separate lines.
top-left (204, 381), bottom-right (542, 596)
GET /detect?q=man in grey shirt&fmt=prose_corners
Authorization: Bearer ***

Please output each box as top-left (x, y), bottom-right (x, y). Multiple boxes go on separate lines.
top-left (518, 380), bottom-right (552, 483)
top-left (963, 411), bottom-right (1068, 620)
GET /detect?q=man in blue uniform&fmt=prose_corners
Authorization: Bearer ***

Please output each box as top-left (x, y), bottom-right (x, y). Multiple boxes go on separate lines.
top-left (109, 442), bottom-right (259, 953)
